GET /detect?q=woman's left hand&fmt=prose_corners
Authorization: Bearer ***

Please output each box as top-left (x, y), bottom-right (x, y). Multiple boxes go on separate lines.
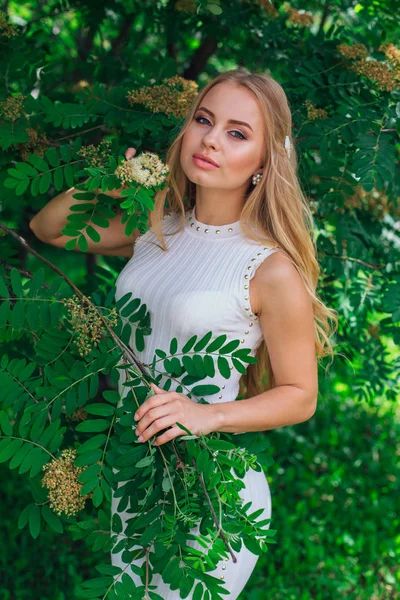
top-left (134, 382), bottom-right (216, 447)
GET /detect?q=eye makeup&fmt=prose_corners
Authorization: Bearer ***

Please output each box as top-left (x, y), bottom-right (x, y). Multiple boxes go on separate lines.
top-left (194, 114), bottom-right (248, 140)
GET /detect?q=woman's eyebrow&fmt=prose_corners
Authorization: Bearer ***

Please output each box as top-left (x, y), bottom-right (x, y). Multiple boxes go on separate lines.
top-left (196, 106), bottom-right (254, 132)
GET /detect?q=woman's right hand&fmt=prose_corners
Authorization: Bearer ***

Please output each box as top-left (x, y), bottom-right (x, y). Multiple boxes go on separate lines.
top-left (97, 147), bottom-right (137, 198)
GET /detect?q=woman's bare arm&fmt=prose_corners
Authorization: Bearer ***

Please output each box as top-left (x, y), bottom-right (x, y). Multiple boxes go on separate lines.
top-left (28, 148), bottom-right (144, 257)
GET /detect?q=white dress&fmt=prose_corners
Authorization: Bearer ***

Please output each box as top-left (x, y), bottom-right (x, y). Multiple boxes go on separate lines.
top-left (111, 205), bottom-right (279, 599)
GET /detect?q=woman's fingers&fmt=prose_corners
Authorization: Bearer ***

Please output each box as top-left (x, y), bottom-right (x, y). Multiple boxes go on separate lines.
top-left (125, 147), bottom-right (137, 160)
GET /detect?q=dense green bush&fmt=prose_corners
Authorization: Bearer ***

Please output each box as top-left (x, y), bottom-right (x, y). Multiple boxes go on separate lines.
top-left (0, 0), bottom-right (399, 598)
top-left (2, 381), bottom-right (398, 599)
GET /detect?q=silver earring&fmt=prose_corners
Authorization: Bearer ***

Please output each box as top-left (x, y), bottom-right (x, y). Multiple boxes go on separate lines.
top-left (252, 173), bottom-right (262, 185)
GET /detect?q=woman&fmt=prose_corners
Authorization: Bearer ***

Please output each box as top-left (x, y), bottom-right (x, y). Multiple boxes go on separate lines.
top-left (30, 68), bottom-right (337, 598)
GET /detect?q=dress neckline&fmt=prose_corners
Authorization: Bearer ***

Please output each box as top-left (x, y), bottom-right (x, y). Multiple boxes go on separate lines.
top-left (185, 205), bottom-right (242, 239)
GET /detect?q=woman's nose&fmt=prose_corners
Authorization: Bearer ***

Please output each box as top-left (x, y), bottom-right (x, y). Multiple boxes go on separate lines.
top-left (202, 133), bottom-right (218, 148)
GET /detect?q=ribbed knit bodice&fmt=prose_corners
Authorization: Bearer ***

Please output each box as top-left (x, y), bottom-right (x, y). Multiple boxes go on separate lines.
top-left (115, 205), bottom-right (279, 404)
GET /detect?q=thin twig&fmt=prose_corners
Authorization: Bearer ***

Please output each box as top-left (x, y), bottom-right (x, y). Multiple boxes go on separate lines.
top-left (50, 124), bottom-right (106, 143)
top-left (191, 456), bottom-right (237, 563)
top-left (0, 220), bottom-right (149, 379)
top-left (319, 252), bottom-right (386, 270)
top-left (0, 260), bottom-right (50, 289)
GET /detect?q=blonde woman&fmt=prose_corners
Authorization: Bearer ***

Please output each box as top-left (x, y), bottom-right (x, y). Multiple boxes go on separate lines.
top-left (30, 68), bottom-right (338, 598)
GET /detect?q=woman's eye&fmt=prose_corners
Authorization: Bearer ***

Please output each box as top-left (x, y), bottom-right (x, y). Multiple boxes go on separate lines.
top-left (194, 116), bottom-right (246, 140)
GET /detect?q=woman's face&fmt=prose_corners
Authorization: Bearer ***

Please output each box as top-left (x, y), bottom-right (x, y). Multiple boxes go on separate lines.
top-left (180, 81), bottom-right (265, 192)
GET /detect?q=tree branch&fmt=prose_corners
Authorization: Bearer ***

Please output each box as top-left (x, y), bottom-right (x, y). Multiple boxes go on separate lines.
top-left (0, 220), bottom-right (150, 380)
top-left (0, 260), bottom-right (50, 290)
top-left (191, 456), bottom-right (237, 563)
top-left (183, 36), bottom-right (219, 81)
top-left (110, 14), bottom-right (137, 56)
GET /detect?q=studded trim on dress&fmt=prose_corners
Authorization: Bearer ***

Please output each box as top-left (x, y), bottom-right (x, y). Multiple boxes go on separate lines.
top-left (185, 206), bottom-right (242, 238)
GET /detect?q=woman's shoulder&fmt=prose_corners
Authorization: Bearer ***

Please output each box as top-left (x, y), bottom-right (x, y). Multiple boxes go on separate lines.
top-left (253, 246), bottom-right (300, 291)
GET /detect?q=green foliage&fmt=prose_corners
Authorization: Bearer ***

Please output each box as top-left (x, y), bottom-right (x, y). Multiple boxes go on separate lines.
top-left (1, 385), bottom-right (398, 599)
top-left (0, 265), bottom-right (276, 598)
top-left (0, 0), bottom-right (399, 598)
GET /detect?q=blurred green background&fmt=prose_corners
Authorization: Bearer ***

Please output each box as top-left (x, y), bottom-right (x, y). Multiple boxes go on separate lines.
top-left (0, 0), bottom-right (399, 598)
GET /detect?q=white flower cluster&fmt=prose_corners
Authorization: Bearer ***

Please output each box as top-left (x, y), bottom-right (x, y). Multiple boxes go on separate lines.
top-left (115, 151), bottom-right (170, 188)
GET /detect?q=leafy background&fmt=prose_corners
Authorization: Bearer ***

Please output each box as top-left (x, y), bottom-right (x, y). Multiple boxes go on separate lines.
top-left (0, 0), bottom-right (399, 598)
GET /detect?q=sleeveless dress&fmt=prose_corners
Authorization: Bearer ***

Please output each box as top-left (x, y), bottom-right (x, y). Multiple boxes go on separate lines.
top-left (111, 205), bottom-right (280, 599)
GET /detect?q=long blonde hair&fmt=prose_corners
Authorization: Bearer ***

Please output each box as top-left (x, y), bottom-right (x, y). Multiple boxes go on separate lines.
top-left (149, 68), bottom-right (338, 399)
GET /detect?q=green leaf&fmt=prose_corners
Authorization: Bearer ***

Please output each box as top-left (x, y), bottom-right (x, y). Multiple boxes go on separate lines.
top-left (29, 504), bottom-right (41, 539)
top-left (115, 292), bottom-right (133, 310)
top-left (192, 354), bottom-right (206, 377)
top-left (0, 438), bottom-right (23, 463)
top-left (72, 192), bottom-right (96, 201)
top-left (10, 299), bottom-right (25, 330)
top-left (182, 335), bottom-right (198, 353)
top-left (45, 146), bottom-right (60, 167)
top-left (11, 267), bottom-right (24, 296)
top-left (41, 504), bottom-right (63, 533)
top-left (112, 513), bottom-right (123, 534)
top-left (70, 203), bottom-right (97, 212)
top-left (191, 384), bottom-right (220, 396)
top-left (95, 564), bottom-right (122, 576)
top-left (17, 162), bottom-right (39, 177)
top-left (120, 298), bottom-right (140, 317)
top-left (78, 434), bottom-right (107, 452)
top-left (64, 238), bottom-right (78, 251)
top-left (3, 177), bottom-right (18, 188)
top-left (135, 455), bottom-right (154, 468)
top-left (206, 335), bottom-right (227, 353)
top-left (169, 337), bottom-right (178, 355)
top-left (0, 411), bottom-right (13, 435)
top-left (30, 176), bottom-right (41, 196)
top-left (182, 355), bottom-right (197, 376)
top-left (27, 154), bottom-right (48, 172)
top-left (85, 403), bottom-right (115, 416)
top-left (232, 357), bottom-right (247, 374)
top-left (39, 171), bottom-right (52, 194)
top-left (64, 164), bottom-right (74, 187)
top-left (18, 503), bottom-right (33, 530)
top-left (91, 215), bottom-right (110, 228)
top-left (92, 485), bottom-right (104, 507)
top-left (86, 226), bottom-right (101, 243)
top-left (60, 144), bottom-right (71, 162)
top-left (219, 339), bottom-right (240, 354)
top-left (194, 331), bottom-right (213, 352)
top-left (7, 167), bottom-right (28, 180)
top-left (193, 582), bottom-right (205, 600)
top-left (74, 449), bottom-right (103, 467)
top-left (80, 479), bottom-right (99, 495)
top-left (78, 234), bottom-right (89, 252)
top-left (29, 448), bottom-right (49, 477)
top-left (67, 213), bottom-right (90, 223)
top-left (233, 349), bottom-right (258, 364)
top-left (0, 299), bottom-right (10, 327)
top-left (15, 179), bottom-right (30, 195)
top-left (78, 463), bottom-right (101, 483)
top-left (75, 419), bottom-right (111, 432)
top-left (0, 276), bottom-right (10, 298)
top-left (203, 354), bottom-right (215, 378)
top-left (217, 356), bottom-right (231, 379)
top-left (102, 390), bottom-right (120, 404)
top-left (207, 3), bottom-right (223, 15)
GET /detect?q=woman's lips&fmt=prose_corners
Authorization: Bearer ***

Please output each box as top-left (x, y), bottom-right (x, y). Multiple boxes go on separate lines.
top-left (192, 156), bottom-right (220, 170)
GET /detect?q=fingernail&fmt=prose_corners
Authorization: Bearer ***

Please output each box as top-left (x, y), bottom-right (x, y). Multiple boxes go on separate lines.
top-left (134, 413), bottom-right (138, 420)
top-left (138, 435), bottom-right (143, 442)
